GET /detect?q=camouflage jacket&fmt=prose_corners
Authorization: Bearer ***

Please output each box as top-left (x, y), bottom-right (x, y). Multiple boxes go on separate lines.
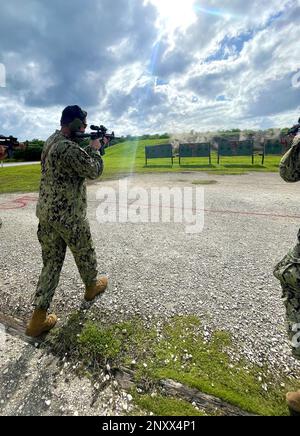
top-left (36, 130), bottom-right (103, 224)
top-left (280, 135), bottom-right (300, 183)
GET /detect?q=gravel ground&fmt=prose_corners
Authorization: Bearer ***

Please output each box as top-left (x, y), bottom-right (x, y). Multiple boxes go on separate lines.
top-left (0, 334), bottom-right (134, 416)
top-left (1, 171), bottom-right (300, 379)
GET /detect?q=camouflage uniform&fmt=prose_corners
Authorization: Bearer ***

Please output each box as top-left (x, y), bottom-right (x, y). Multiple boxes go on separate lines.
top-left (34, 130), bottom-right (103, 310)
top-left (274, 135), bottom-right (300, 358)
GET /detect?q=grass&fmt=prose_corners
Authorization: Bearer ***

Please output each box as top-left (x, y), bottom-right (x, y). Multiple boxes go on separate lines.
top-left (142, 317), bottom-right (290, 416)
top-left (46, 314), bottom-right (299, 416)
top-left (0, 164), bottom-right (41, 194)
top-left (0, 139), bottom-right (281, 194)
top-left (132, 394), bottom-right (206, 416)
top-left (104, 139), bottom-right (281, 176)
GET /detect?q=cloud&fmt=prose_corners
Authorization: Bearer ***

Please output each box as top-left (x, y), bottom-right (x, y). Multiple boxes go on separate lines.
top-left (1, 0), bottom-right (158, 107)
top-left (0, 0), bottom-right (299, 139)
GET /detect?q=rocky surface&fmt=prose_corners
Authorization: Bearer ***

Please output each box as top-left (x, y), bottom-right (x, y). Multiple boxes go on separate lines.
top-left (1, 171), bottom-right (300, 414)
top-left (0, 333), bottom-right (137, 416)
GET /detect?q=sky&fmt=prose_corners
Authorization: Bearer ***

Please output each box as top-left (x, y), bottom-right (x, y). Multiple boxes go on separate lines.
top-left (0, 0), bottom-right (299, 140)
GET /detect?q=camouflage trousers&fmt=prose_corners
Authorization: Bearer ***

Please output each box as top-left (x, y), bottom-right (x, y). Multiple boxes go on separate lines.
top-left (34, 219), bottom-right (98, 310)
top-left (274, 230), bottom-right (300, 360)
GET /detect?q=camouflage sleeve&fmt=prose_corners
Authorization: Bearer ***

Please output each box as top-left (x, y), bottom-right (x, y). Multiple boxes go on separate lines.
top-left (280, 136), bottom-right (300, 183)
top-left (64, 142), bottom-right (103, 180)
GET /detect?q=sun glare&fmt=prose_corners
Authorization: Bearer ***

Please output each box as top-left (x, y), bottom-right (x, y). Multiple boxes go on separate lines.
top-left (147, 0), bottom-right (197, 32)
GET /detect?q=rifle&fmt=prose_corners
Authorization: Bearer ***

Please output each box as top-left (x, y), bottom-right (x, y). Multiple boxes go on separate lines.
top-left (288, 124), bottom-right (300, 136)
top-left (0, 135), bottom-right (19, 159)
top-left (75, 125), bottom-right (118, 156)
top-left (0, 135), bottom-right (19, 147)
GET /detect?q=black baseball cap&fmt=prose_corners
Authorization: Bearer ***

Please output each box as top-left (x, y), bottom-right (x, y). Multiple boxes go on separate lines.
top-left (60, 105), bottom-right (87, 126)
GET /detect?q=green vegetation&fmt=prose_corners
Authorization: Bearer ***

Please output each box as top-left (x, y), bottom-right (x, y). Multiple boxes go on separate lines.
top-left (78, 321), bottom-right (125, 360)
top-left (132, 394), bottom-right (206, 416)
top-left (47, 314), bottom-right (299, 416)
top-left (0, 164), bottom-right (41, 194)
top-left (103, 139), bottom-right (281, 177)
top-left (14, 139), bottom-right (45, 161)
top-left (0, 139), bottom-right (282, 194)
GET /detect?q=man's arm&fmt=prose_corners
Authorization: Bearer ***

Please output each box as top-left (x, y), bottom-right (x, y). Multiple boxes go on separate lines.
top-left (280, 136), bottom-right (300, 183)
top-left (64, 141), bottom-right (103, 180)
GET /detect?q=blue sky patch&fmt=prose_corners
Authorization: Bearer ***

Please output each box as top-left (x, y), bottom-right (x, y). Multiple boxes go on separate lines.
top-left (206, 32), bottom-right (255, 62)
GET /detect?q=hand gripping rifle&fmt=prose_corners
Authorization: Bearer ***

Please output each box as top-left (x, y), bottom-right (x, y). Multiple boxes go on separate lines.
top-left (75, 125), bottom-right (117, 156)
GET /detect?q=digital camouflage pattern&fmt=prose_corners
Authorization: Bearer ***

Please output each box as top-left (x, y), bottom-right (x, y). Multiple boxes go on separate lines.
top-left (34, 130), bottom-right (103, 310)
top-left (279, 135), bottom-right (300, 183)
top-left (274, 135), bottom-right (300, 358)
top-left (274, 237), bottom-right (300, 359)
top-left (37, 130), bottom-right (103, 224)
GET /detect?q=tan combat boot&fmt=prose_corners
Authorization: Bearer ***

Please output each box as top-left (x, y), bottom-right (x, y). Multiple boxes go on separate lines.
top-left (84, 276), bottom-right (108, 302)
top-left (286, 391), bottom-right (300, 415)
top-left (25, 308), bottom-right (58, 338)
